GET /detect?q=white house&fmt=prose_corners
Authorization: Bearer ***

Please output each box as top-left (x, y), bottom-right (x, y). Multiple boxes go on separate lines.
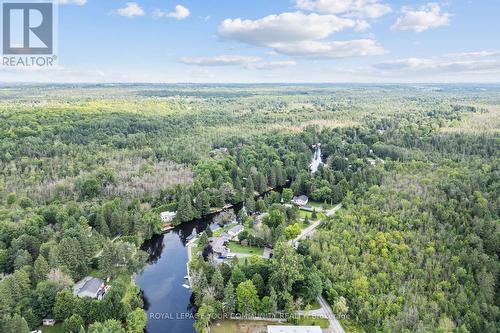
top-left (267, 326), bottom-right (322, 333)
top-left (292, 195), bottom-right (309, 206)
top-left (160, 211), bottom-right (176, 223)
top-left (42, 319), bottom-right (56, 326)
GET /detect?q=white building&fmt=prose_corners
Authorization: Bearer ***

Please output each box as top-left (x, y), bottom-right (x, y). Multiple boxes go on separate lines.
top-left (267, 326), bottom-right (322, 333)
top-left (160, 211), bottom-right (176, 223)
top-left (292, 195), bottom-right (309, 206)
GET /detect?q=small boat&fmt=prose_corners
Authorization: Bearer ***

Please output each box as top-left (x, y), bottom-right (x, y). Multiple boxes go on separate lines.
top-left (184, 275), bottom-right (189, 279)
top-left (182, 284), bottom-right (190, 289)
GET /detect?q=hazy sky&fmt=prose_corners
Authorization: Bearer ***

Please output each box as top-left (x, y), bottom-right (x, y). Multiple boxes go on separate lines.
top-left (2, 0), bottom-right (500, 83)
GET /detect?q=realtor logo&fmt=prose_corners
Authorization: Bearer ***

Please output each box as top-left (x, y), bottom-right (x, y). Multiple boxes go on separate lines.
top-left (2, 1), bottom-right (53, 54)
top-left (1, 0), bottom-right (57, 66)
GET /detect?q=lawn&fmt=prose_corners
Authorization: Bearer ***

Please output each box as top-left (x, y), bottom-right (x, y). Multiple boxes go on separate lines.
top-left (211, 320), bottom-right (283, 333)
top-left (299, 210), bottom-right (324, 221)
top-left (308, 200), bottom-right (334, 210)
top-left (306, 300), bottom-right (321, 310)
top-left (299, 210), bottom-right (314, 219)
top-left (295, 316), bottom-right (329, 328)
top-left (340, 319), bottom-right (366, 333)
top-left (213, 225), bottom-right (231, 237)
top-left (298, 210), bottom-right (324, 222)
top-left (38, 323), bottom-right (64, 333)
top-left (228, 241), bottom-right (264, 256)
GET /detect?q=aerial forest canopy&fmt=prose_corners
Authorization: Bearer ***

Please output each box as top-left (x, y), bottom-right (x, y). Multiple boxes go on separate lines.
top-left (0, 84), bottom-right (498, 333)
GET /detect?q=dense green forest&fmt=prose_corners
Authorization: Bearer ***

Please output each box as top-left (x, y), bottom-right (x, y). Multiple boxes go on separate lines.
top-left (0, 84), bottom-right (498, 333)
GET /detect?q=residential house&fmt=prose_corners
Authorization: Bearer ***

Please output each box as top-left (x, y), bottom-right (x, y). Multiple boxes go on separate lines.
top-left (208, 234), bottom-right (231, 258)
top-left (211, 147), bottom-right (228, 155)
top-left (160, 211), bottom-right (176, 223)
top-left (292, 195), bottom-right (309, 206)
top-left (73, 277), bottom-right (108, 300)
top-left (42, 319), bottom-right (56, 326)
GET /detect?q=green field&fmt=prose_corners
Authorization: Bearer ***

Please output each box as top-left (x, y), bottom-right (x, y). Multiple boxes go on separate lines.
top-left (307, 200), bottom-right (334, 210)
top-left (295, 316), bottom-right (329, 328)
top-left (298, 210), bottom-right (324, 221)
top-left (228, 241), bottom-right (264, 256)
top-left (38, 323), bottom-right (64, 333)
top-left (340, 319), bottom-right (367, 333)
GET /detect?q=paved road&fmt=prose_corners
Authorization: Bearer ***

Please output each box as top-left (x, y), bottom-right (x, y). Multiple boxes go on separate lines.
top-left (318, 295), bottom-right (345, 333)
top-left (290, 203), bottom-right (345, 333)
top-left (296, 296), bottom-right (345, 333)
top-left (289, 203), bottom-right (342, 248)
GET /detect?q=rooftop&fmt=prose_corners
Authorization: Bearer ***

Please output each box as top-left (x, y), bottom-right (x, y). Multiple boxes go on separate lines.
top-left (267, 326), bottom-right (322, 333)
top-left (209, 236), bottom-right (229, 256)
top-left (293, 195), bottom-right (309, 202)
top-left (160, 211), bottom-right (176, 220)
top-left (73, 277), bottom-right (104, 298)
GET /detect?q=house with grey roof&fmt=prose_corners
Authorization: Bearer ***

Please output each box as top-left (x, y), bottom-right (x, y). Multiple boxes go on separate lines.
top-left (208, 235), bottom-right (230, 258)
top-left (292, 195), bottom-right (309, 206)
top-left (73, 277), bottom-right (107, 300)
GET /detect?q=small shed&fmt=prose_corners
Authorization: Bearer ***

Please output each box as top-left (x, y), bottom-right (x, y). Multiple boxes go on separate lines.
top-left (42, 318), bottom-right (56, 326)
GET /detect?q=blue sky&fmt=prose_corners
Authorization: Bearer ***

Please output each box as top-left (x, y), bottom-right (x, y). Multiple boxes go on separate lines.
top-left (3, 0), bottom-right (500, 82)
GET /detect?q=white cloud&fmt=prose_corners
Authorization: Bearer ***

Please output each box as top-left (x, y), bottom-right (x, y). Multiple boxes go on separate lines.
top-left (354, 19), bottom-right (371, 31)
top-left (218, 12), bottom-right (356, 46)
top-left (373, 53), bottom-right (500, 75)
top-left (179, 55), bottom-right (296, 70)
top-left (296, 0), bottom-right (391, 18)
top-left (445, 51), bottom-right (500, 58)
top-left (217, 12), bottom-right (385, 59)
top-left (155, 5), bottom-right (190, 20)
top-left (391, 3), bottom-right (450, 32)
top-left (247, 61), bottom-right (297, 70)
top-left (272, 39), bottom-right (385, 58)
top-left (179, 55), bottom-right (262, 66)
top-left (55, 0), bottom-right (87, 5)
top-left (117, 2), bottom-right (145, 18)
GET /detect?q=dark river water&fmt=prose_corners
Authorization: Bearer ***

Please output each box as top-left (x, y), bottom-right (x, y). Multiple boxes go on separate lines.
top-left (136, 181), bottom-right (293, 333)
top-left (136, 203), bottom-right (244, 333)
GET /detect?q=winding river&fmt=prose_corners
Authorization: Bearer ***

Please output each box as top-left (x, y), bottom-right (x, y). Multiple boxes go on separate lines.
top-left (136, 146), bottom-right (319, 332)
top-left (310, 144), bottom-right (323, 173)
top-left (137, 202), bottom-right (248, 332)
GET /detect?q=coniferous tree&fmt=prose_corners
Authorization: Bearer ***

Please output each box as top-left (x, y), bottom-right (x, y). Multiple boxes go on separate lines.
top-left (223, 282), bottom-right (235, 315)
top-left (177, 193), bottom-right (194, 222)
